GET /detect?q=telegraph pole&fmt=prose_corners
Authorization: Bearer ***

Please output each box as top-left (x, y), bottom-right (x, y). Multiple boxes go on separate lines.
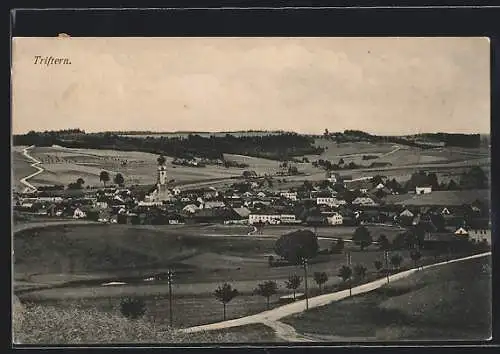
top-left (303, 258), bottom-right (309, 310)
top-left (384, 250), bottom-right (390, 283)
top-left (167, 269), bottom-right (175, 327)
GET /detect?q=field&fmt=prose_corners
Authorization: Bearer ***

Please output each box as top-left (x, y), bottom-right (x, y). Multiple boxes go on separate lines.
top-left (15, 222), bottom-right (429, 329)
top-left (12, 150), bottom-right (36, 191)
top-left (14, 298), bottom-right (282, 344)
top-left (281, 255), bottom-right (492, 341)
top-left (385, 189), bottom-right (490, 206)
top-left (11, 139), bottom-right (490, 192)
top-left (26, 146), bottom-right (246, 188)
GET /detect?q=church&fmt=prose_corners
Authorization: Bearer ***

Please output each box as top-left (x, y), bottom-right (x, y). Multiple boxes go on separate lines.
top-left (143, 156), bottom-right (174, 204)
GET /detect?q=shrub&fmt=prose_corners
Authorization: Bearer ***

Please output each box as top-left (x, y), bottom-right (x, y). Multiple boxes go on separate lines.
top-left (120, 297), bottom-right (146, 320)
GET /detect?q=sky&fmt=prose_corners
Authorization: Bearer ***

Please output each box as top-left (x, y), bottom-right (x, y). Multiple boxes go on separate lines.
top-left (11, 37), bottom-right (490, 135)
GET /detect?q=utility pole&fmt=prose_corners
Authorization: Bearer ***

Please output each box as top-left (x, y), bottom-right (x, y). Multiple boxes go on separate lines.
top-left (303, 258), bottom-right (309, 310)
top-left (384, 250), bottom-right (390, 283)
top-left (167, 269), bottom-right (175, 327)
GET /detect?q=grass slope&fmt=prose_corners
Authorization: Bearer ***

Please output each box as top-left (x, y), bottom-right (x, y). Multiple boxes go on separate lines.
top-left (282, 255), bottom-right (492, 341)
top-left (13, 299), bottom-right (281, 344)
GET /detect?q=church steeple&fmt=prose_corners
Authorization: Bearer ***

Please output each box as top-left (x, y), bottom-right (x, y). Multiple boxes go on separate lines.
top-left (157, 155), bottom-right (167, 186)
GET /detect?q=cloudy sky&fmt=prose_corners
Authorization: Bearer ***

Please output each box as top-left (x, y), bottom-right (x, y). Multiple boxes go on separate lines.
top-left (12, 37), bottom-right (490, 135)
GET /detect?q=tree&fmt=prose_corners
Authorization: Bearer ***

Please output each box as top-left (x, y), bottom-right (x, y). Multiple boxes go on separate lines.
top-left (120, 297), bottom-right (146, 320)
top-left (285, 274), bottom-right (302, 300)
top-left (377, 234), bottom-right (390, 250)
top-left (114, 173), bottom-right (125, 187)
top-left (352, 226), bottom-right (372, 251)
top-left (410, 249), bottom-right (422, 269)
top-left (390, 254), bottom-right (403, 270)
top-left (374, 260), bottom-right (383, 272)
top-left (353, 264), bottom-right (367, 281)
top-left (99, 171), bottom-right (110, 187)
top-left (339, 158), bottom-right (345, 165)
top-left (76, 178), bottom-right (85, 186)
top-left (313, 272), bottom-right (328, 292)
top-left (274, 230), bottom-right (319, 265)
top-left (157, 155), bottom-right (166, 165)
top-left (330, 238), bottom-right (345, 254)
top-left (254, 281), bottom-right (278, 309)
top-left (447, 179), bottom-right (459, 191)
top-left (338, 265), bottom-right (353, 296)
top-left (214, 283), bottom-right (239, 320)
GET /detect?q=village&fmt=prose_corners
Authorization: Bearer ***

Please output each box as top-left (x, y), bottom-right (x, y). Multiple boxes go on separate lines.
top-left (13, 155), bottom-right (491, 250)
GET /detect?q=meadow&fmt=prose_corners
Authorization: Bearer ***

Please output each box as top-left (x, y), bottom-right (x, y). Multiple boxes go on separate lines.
top-left (15, 222), bottom-right (429, 330)
top-left (281, 255), bottom-right (492, 341)
top-left (13, 296), bottom-right (282, 344)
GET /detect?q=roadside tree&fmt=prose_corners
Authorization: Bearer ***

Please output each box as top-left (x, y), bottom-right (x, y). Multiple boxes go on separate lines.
top-left (254, 281), bottom-right (278, 310)
top-left (214, 283), bottom-right (239, 321)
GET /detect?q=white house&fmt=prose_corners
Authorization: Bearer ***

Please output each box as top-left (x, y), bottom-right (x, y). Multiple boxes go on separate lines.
top-left (441, 207), bottom-right (451, 215)
top-left (280, 192), bottom-right (298, 201)
top-left (326, 172), bottom-right (341, 183)
top-left (95, 201), bottom-right (109, 209)
top-left (316, 197), bottom-right (345, 207)
top-left (400, 209), bottom-right (414, 218)
top-left (352, 197), bottom-right (376, 206)
top-left (454, 227), bottom-right (469, 236)
top-left (249, 214), bottom-right (281, 225)
top-left (183, 204), bottom-right (199, 214)
top-left (180, 197), bottom-right (191, 203)
top-left (171, 187), bottom-right (181, 196)
top-left (257, 192), bottom-right (267, 198)
top-left (326, 213), bottom-right (343, 225)
top-left (73, 208), bottom-right (87, 219)
top-left (138, 201), bottom-right (162, 207)
top-left (415, 186), bottom-right (432, 194)
top-left (279, 214), bottom-right (298, 224)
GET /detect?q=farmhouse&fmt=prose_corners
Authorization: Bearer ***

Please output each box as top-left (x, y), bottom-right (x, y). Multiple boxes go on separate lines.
top-left (203, 201), bottom-right (226, 209)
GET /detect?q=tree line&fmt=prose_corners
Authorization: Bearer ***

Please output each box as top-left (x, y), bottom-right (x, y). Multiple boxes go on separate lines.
top-left (13, 130), bottom-right (324, 161)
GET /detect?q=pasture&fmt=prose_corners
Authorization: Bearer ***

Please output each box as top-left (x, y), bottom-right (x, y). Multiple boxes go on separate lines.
top-left (281, 255), bottom-right (492, 341)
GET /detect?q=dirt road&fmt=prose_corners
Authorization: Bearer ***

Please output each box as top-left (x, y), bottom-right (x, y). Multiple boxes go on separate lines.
top-left (180, 251), bottom-right (491, 342)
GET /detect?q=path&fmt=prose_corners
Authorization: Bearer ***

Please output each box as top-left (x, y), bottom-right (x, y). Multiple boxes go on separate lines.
top-left (19, 145), bottom-right (44, 193)
top-left (180, 251), bottom-right (491, 342)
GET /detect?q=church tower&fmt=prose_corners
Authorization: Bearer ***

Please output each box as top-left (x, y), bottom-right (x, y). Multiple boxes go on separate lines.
top-left (155, 155), bottom-right (172, 201)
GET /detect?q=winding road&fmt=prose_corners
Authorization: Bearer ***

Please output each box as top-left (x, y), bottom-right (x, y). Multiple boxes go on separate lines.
top-left (19, 145), bottom-right (44, 193)
top-left (180, 251), bottom-right (491, 342)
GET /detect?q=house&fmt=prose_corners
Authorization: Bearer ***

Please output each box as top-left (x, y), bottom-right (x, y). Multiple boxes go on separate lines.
top-left (326, 212), bottom-right (343, 225)
top-left (249, 213), bottom-right (282, 225)
top-left (203, 201), bottom-right (226, 209)
top-left (352, 197), bottom-right (376, 206)
top-left (316, 197), bottom-right (338, 206)
top-left (180, 197), bottom-right (191, 203)
top-left (171, 187), bottom-right (181, 196)
top-left (399, 209), bottom-right (414, 218)
top-left (95, 201), bottom-right (109, 209)
top-left (345, 179), bottom-right (373, 193)
top-left (182, 204), bottom-right (199, 214)
top-left (279, 214), bottom-right (299, 224)
top-left (257, 192), bottom-right (267, 198)
top-left (326, 172), bottom-right (341, 183)
top-left (280, 192), bottom-right (298, 201)
top-left (441, 207), bottom-right (451, 216)
top-left (454, 227), bottom-right (469, 236)
top-left (415, 186), bottom-right (432, 195)
top-left (233, 207), bottom-right (251, 219)
top-left (73, 207), bottom-right (87, 219)
top-left (98, 209), bottom-right (112, 223)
